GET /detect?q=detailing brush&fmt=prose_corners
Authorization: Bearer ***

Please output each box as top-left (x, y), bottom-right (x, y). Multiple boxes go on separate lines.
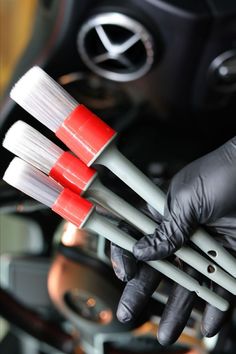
top-left (10, 66), bottom-right (236, 277)
top-left (3, 158), bottom-right (230, 311)
top-left (3, 120), bottom-right (236, 294)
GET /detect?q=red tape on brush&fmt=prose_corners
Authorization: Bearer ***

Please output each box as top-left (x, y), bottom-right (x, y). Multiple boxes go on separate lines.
top-left (52, 189), bottom-right (94, 228)
top-left (56, 105), bottom-right (116, 166)
top-left (50, 152), bottom-right (97, 195)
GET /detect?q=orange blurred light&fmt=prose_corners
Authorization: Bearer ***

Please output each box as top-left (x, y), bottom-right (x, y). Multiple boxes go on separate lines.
top-left (86, 297), bottom-right (96, 308)
top-left (99, 310), bottom-right (113, 324)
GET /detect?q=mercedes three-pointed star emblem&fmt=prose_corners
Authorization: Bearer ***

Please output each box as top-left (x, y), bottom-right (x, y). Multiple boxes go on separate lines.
top-left (78, 13), bottom-right (155, 82)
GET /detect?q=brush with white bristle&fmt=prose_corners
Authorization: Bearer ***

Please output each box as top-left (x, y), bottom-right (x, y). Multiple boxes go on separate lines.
top-left (3, 158), bottom-right (62, 207)
top-left (9, 66), bottom-right (236, 279)
top-left (10, 67), bottom-right (78, 132)
top-left (3, 158), bottom-right (229, 311)
top-left (4, 121), bottom-right (236, 294)
top-left (3, 121), bottom-right (63, 174)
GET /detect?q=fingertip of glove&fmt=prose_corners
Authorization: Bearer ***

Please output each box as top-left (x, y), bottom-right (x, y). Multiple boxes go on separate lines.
top-left (116, 306), bottom-right (132, 323)
top-left (201, 323), bottom-right (218, 338)
top-left (133, 246), bottom-right (148, 261)
top-left (133, 238), bottom-right (152, 260)
top-left (112, 266), bottom-right (133, 282)
top-left (133, 240), bottom-right (173, 261)
top-left (201, 301), bottom-right (229, 338)
top-left (157, 330), bottom-right (176, 346)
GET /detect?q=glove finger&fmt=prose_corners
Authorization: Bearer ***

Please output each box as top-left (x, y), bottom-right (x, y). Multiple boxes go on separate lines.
top-left (111, 242), bottom-right (137, 282)
top-left (133, 218), bottom-right (187, 261)
top-left (117, 263), bottom-right (162, 323)
top-left (158, 265), bottom-right (202, 346)
top-left (201, 285), bottom-right (234, 337)
top-left (133, 190), bottom-right (198, 261)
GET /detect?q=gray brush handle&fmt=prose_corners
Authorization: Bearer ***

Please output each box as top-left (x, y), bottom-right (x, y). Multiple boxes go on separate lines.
top-left (87, 178), bottom-right (156, 234)
top-left (84, 212), bottom-right (229, 311)
top-left (86, 179), bottom-right (236, 295)
top-left (96, 144), bottom-right (236, 278)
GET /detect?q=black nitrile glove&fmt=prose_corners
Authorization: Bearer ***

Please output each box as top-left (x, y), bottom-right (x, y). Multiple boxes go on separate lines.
top-left (111, 137), bottom-right (236, 345)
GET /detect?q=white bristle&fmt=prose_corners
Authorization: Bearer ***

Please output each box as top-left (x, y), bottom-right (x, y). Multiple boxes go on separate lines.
top-left (10, 67), bottom-right (78, 132)
top-left (3, 121), bottom-right (64, 174)
top-left (3, 158), bottom-right (63, 207)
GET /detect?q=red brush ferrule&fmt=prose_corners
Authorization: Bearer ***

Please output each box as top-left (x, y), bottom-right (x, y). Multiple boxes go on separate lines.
top-left (49, 151), bottom-right (97, 195)
top-left (52, 189), bottom-right (94, 228)
top-left (55, 105), bottom-right (116, 166)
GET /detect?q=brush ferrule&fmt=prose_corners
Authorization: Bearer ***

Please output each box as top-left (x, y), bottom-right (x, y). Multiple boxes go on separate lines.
top-left (49, 151), bottom-right (97, 195)
top-left (55, 105), bottom-right (116, 166)
top-left (52, 189), bottom-right (94, 228)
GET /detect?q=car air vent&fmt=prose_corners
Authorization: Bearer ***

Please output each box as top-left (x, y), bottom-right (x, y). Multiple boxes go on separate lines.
top-left (77, 12), bottom-right (155, 82)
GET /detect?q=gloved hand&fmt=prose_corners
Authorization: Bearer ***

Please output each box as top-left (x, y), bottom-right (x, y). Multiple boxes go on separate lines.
top-left (111, 136), bottom-right (236, 345)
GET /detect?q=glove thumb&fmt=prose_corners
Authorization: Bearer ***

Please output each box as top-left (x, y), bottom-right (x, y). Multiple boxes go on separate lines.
top-left (133, 189), bottom-right (198, 261)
